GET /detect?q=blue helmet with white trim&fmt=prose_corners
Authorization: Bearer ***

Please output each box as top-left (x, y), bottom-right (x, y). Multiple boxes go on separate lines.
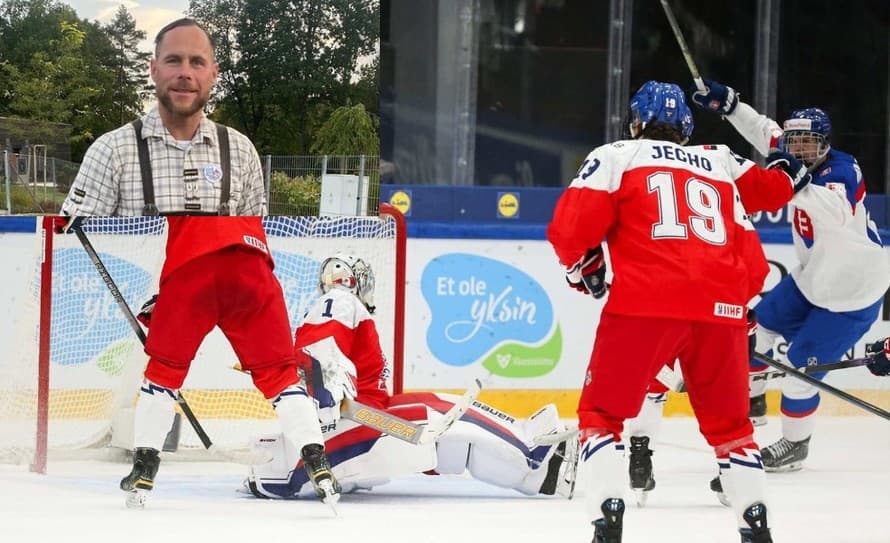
top-left (627, 80), bottom-right (694, 144)
top-left (780, 107), bottom-right (832, 167)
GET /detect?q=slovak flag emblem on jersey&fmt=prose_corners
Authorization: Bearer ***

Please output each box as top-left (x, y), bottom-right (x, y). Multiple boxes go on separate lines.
top-left (793, 208), bottom-right (814, 247)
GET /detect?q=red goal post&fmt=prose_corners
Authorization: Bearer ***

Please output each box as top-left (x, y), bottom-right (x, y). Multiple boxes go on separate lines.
top-left (0, 205), bottom-right (406, 473)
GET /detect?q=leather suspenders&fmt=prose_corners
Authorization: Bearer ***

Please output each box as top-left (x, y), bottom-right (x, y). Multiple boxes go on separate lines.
top-left (130, 119), bottom-right (231, 215)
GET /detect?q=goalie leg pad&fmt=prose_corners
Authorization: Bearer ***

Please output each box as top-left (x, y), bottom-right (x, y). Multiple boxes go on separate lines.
top-left (248, 415), bottom-right (437, 499)
top-left (134, 380), bottom-right (178, 451)
top-left (431, 397), bottom-right (566, 495)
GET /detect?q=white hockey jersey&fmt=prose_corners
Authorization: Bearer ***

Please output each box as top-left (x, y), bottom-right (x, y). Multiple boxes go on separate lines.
top-left (728, 103), bottom-right (890, 311)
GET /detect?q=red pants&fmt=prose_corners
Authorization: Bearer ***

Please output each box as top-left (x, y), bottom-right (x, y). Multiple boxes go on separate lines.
top-left (578, 313), bottom-right (752, 448)
top-left (144, 246), bottom-right (297, 398)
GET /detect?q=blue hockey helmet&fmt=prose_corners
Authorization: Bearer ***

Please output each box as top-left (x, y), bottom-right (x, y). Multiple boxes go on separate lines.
top-left (780, 108), bottom-right (831, 167)
top-left (627, 81), bottom-right (694, 144)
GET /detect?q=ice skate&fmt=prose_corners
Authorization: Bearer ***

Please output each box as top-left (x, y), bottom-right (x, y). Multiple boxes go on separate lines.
top-left (301, 443), bottom-right (341, 512)
top-left (627, 436), bottom-right (655, 507)
top-left (761, 436), bottom-right (809, 472)
top-left (749, 394), bottom-right (767, 427)
top-left (120, 447), bottom-right (160, 508)
top-left (739, 502), bottom-right (772, 542)
top-left (709, 475), bottom-right (731, 507)
top-left (592, 498), bottom-right (624, 543)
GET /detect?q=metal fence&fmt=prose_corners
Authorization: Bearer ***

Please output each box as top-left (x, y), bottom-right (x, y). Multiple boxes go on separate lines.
top-left (1, 152), bottom-right (380, 216)
top-left (1, 150), bottom-right (79, 214)
top-left (265, 155), bottom-right (380, 216)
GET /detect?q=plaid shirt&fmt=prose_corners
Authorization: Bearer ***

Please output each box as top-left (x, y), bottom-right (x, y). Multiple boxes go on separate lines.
top-left (61, 106), bottom-right (266, 216)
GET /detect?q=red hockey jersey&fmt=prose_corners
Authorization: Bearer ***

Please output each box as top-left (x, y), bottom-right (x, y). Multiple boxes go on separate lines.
top-left (160, 217), bottom-right (272, 282)
top-left (548, 139), bottom-right (794, 325)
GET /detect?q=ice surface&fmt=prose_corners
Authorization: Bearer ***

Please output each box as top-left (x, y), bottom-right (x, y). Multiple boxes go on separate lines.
top-left (2, 416), bottom-right (888, 543)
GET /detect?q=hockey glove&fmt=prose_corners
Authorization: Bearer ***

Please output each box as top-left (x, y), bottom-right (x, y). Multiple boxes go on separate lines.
top-left (53, 215), bottom-right (84, 234)
top-left (746, 308), bottom-right (757, 360)
top-left (565, 246), bottom-right (607, 299)
top-left (689, 79), bottom-right (739, 115)
top-left (865, 338), bottom-right (890, 377)
top-left (136, 294), bottom-right (158, 328)
top-left (766, 150), bottom-right (812, 193)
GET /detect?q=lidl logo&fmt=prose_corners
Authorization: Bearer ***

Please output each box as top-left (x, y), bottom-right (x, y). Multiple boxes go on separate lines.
top-left (497, 192), bottom-right (519, 219)
top-left (388, 190), bottom-right (412, 216)
top-left (421, 253), bottom-right (561, 378)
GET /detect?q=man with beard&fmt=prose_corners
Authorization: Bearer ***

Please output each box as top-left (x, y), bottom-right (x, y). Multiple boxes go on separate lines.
top-left (60, 18), bottom-right (265, 216)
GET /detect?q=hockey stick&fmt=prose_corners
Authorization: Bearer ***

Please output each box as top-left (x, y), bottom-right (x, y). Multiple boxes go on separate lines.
top-left (659, 0), bottom-right (706, 92)
top-left (751, 356), bottom-right (873, 383)
top-left (340, 377), bottom-right (482, 445)
top-left (803, 356), bottom-right (872, 374)
top-left (239, 364), bottom-right (483, 445)
top-left (67, 217), bottom-right (268, 464)
top-left (753, 353), bottom-right (890, 421)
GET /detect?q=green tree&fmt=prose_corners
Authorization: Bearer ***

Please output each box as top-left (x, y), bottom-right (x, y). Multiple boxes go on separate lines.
top-left (189, 0), bottom-right (380, 155)
top-left (311, 102), bottom-right (379, 155)
top-left (1, 20), bottom-right (100, 146)
top-left (0, 0), bottom-right (150, 159)
top-left (103, 5), bottom-right (151, 125)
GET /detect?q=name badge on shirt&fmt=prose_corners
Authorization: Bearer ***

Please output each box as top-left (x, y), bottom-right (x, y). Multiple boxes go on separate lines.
top-left (203, 164), bottom-right (223, 185)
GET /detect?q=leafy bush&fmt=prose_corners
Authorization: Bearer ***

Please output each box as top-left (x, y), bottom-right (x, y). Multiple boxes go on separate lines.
top-left (0, 181), bottom-right (66, 213)
top-left (268, 171), bottom-right (321, 215)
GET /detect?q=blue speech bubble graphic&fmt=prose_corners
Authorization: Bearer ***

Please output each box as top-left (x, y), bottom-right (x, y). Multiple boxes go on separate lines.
top-left (421, 253), bottom-right (556, 370)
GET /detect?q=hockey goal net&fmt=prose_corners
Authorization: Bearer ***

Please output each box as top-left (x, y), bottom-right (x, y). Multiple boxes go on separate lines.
top-left (0, 205), bottom-right (406, 472)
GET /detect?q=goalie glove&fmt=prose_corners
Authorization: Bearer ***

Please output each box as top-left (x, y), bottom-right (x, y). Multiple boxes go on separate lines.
top-left (565, 246), bottom-right (607, 299)
top-left (865, 338), bottom-right (890, 377)
top-left (136, 294), bottom-right (158, 328)
top-left (766, 150), bottom-right (812, 193)
top-left (302, 337), bottom-right (358, 423)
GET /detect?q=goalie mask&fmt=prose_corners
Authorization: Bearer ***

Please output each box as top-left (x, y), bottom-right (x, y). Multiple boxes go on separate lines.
top-left (319, 253), bottom-right (376, 313)
top-left (780, 108), bottom-right (831, 168)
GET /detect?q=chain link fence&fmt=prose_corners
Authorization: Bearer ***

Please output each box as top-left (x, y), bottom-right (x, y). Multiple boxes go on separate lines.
top-left (265, 155), bottom-right (380, 216)
top-left (1, 151), bottom-right (79, 214)
top-left (1, 152), bottom-right (380, 216)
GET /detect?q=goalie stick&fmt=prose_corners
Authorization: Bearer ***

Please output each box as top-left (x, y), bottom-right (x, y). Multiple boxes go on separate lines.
top-left (659, 0), bottom-right (706, 92)
top-left (341, 378), bottom-right (483, 445)
top-left (241, 363), bottom-right (483, 445)
top-left (753, 353), bottom-right (890, 422)
top-left (66, 217), bottom-right (269, 465)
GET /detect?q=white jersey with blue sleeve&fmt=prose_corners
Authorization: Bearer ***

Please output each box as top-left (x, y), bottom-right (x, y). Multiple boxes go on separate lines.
top-left (725, 102), bottom-right (890, 311)
top-left (789, 150), bottom-right (889, 311)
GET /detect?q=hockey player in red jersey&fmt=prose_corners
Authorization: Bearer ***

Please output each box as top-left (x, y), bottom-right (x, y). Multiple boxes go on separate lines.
top-left (120, 217), bottom-right (338, 508)
top-left (244, 254), bottom-right (575, 499)
top-left (547, 81), bottom-right (811, 543)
